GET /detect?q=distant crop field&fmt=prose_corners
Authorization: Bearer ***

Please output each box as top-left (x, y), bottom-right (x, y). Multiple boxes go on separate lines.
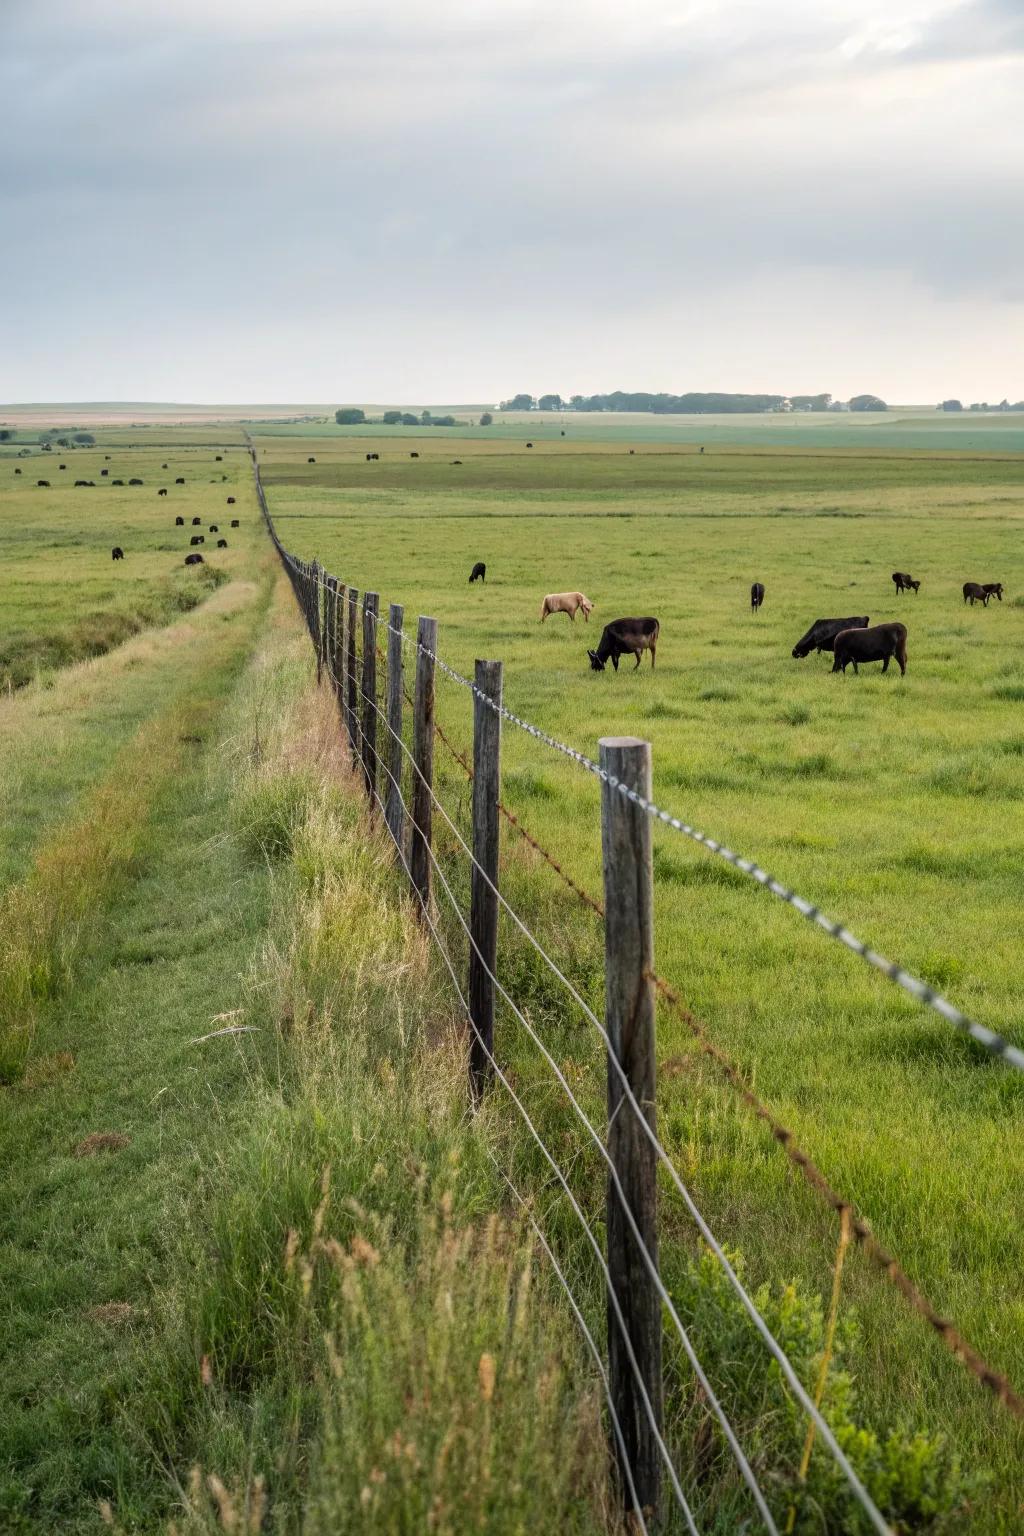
top-left (261, 425), bottom-right (1024, 1520)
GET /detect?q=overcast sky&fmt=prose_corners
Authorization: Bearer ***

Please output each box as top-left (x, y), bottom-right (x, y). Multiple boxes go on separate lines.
top-left (2, 0), bottom-right (1022, 404)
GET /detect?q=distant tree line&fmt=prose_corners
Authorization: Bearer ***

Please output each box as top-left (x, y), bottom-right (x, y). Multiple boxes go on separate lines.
top-left (335, 408), bottom-right (465, 427)
top-left (941, 398), bottom-right (1024, 412)
top-left (497, 390), bottom-right (888, 413)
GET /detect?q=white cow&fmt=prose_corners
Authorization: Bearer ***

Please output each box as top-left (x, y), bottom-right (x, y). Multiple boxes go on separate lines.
top-left (540, 591), bottom-right (594, 623)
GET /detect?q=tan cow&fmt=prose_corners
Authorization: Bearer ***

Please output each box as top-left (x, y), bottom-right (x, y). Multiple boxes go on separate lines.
top-left (540, 591), bottom-right (594, 623)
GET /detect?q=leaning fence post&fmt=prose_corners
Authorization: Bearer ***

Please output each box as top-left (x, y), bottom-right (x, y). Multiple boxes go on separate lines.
top-left (599, 735), bottom-right (662, 1523)
top-left (469, 660), bottom-right (502, 1096)
top-left (384, 603), bottom-right (405, 856)
top-left (346, 587), bottom-right (360, 766)
top-left (409, 616), bottom-right (438, 914)
top-left (361, 592), bottom-right (379, 810)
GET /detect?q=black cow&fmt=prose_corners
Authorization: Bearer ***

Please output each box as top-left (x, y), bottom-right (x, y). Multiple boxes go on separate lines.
top-left (469, 561), bottom-right (486, 583)
top-left (59, 463), bottom-right (67, 470)
top-left (175, 477), bottom-right (185, 485)
top-left (14, 468), bottom-right (21, 474)
top-left (963, 582), bottom-right (992, 606)
top-left (75, 479), bottom-right (95, 486)
top-left (410, 451), bottom-right (419, 458)
top-left (226, 496), bottom-right (236, 504)
top-left (451, 459), bottom-right (462, 465)
top-left (158, 487), bottom-right (168, 496)
top-left (209, 524), bottom-right (218, 532)
top-left (184, 552), bottom-right (204, 565)
top-left (832, 622), bottom-right (907, 676)
top-left (215, 455), bottom-right (223, 461)
top-left (37, 480), bottom-right (50, 486)
top-left (230, 518), bottom-right (239, 527)
top-left (892, 571), bottom-right (920, 595)
top-left (129, 477), bottom-right (143, 485)
top-left (190, 535), bottom-right (204, 546)
top-left (308, 457), bottom-right (316, 463)
top-left (588, 618), bottom-right (660, 672)
top-left (192, 517), bottom-right (201, 526)
top-left (751, 582), bottom-right (765, 612)
top-left (983, 583), bottom-right (1004, 602)
top-left (161, 462), bottom-right (168, 468)
top-left (217, 538), bottom-right (228, 548)
top-left (175, 516), bottom-right (185, 526)
top-left (526, 441), bottom-right (533, 448)
top-left (101, 468), bottom-right (108, 476)
top-left (111, 547), bottom-right (124, 561)
top-left (111, 479), bottom-right (124, 486)
top-left (366, 453), bottom-right (373, 461)
top-left (792, 616), bottom-right (870, 659)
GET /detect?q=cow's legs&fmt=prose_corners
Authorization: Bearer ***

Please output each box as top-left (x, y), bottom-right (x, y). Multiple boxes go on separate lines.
top-left (882, 655), bottom-right (890, 673)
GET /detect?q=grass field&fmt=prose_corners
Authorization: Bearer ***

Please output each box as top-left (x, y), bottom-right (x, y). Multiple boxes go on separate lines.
top-left (258, 424), bottom-right (1024, 1525)
top-left (2, 413), bottom-right (1022, 1531)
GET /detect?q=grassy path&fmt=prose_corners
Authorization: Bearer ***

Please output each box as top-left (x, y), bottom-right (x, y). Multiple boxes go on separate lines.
top-left (0, 581), bottom-right (274, 1530)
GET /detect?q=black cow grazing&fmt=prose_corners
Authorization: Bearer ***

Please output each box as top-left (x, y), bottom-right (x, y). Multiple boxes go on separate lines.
top-left (175, 477), bottom-right (185, 485)
top-left (158, 487), bottom-right (168, 496)
top-left (588, 617), bottom-right (660, 672)
top-left (469, 561), bottom-right (486, 583)
top-left (226, 495), bottom-right (235, 504)
top-left (792, 616), bottom-right (870, 659)
top-left (983, 583), bottom-right (1004, 602)
top-left (308, 456), bottom-right (316, 463)
top-left (217, 538), bottom-right (228, 548)
top-left (59, 463), bottom-right (67, 470)
top-left (751, 582), bottom-right (765, 612)
top-left (190, 535), bottom-right (204, 546)
top-left (14, 467), bottom-right (21, 474)
top-left (230, 518), bottom-right (239, 527)
top-left (111, 479), bottom-right (124, 486)
top-left (451, 459), bottom-right (462, 465)
top-left (106, 455), bottom-right (112, 461)
top-left (101, 468), bottom-right (108, 476)
top-left (215, 455), bottom-right (223, 461)
top-left (366, 453), bottom-right (373, 461)
top-left (629, 449), bottom-right (635, 455)
top-left (892, 571), bottom-right (920, 595)
top-left (161, 462), bottom-right (168, 468)
top-left (410, 451), bottom-right (419, 458)
top-left (192, 516), bottom-right (201, 525)
top-left (832, 622), bottom-right (907, 676)
top-left (37, 480), bottom-right (50, 487)
top-left (129, 477), bottom-right (143, 485)
top-left (74, 479), bottom-right (90, 486)
top-left (175, 516), bottom-right (185, 526)
top-left (209, 524), bottom-right (218, 533)
top-left (111, 547), bottom-right (124, 561)
top-left (963, 581), bottom-right (992, 606)
top-left (184, 552), bottom-right (204, 565)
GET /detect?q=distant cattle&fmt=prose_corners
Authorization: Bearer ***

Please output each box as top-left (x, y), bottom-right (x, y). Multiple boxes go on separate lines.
top-left (111, 547), bottom-right (124, 561)
top-left (561, 430), bottom-right (565, 436)
top-left (158, 487), bottom-right (168, 496)
top-left (588, 618), bottom-right (660, 672)
top-left (161, 462), bottom-right (168, 469)
top-left (410, 451), bottom-right (419, 458)
top-left (37, 479), bottom-right (50, 487)
top-left (14, 468), bottom-right (21, 474)
top-left (230, 518), bottom-right (239, 527)
top-left (129, 477), bottom-right (143, 485)
top-left (192, 517), bottom-right (201, 525)
top-left (59, 463), bottom-right (67, 470)
top-left (832, 622), bottom-right (907, 676)
top-left (541, 591), bottom-right (593, 623)
top-left (101, 468), bottom-right (108, 476)
top-left (190, 535), bottom-right (204, 546)
top-left (526, 442), bottom-right (533, 448)
top-left (106, 455), bottom-right (112, 461)
top-left (111, 479), bottom-right (124, 486)
top-left (366, 453), bottom-right (373, 461)
top-left (209, 524), bottom-right (218, 533)
top-left (983, 582), bottom-right (1004, 602)
top-left (75, 479), bottom-right (95, 486)
top-left (469, 562), bottom-right (486, 583)
top-left (217, 538), bottom-right (228, 548)
top-left (629, 449), bottom-right (635, 455)
top-left (215, 455), bottom-right (223, 461)
top-left (963, 582), bottom-right (992, 606)
top-left (751, 582), bottom-right (765, 612)
top-left (226, 496), bottom-right (235, 504)
top-left (184, 552), bottom-right (204, 565)
top-left (308, 457), bottom-right (316, 463)
top-left (451, 459), bottom-right (462, 465)
top-left (792, 616), bottom-right (870, 659)
top-left (175, 477), bottom-right (185, 484)
top-left (892, 571), bottom-right (920, 595)
top-left (175, 516), bottom-right (185, 526)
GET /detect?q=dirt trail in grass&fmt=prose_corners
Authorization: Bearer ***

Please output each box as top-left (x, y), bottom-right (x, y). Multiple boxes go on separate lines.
top-left (0, 572), bottom-right (265, 890)
top-left (0, 586), bottom-right (279, 1531)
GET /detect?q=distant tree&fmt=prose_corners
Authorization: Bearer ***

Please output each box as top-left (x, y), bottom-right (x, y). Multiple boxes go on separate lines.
top-left (790, 393), bottom-right (832, 411)
top-left (537, 393), bottom-right (563, 411)
top-left (401, 413), bottom-right (419, 426)
top-left (940, 399), bottom-right (963, 412)
top-left (335, 407), bottom-right (366, 425)
top-left (382, 410), bottom-right (403, 425)
top-left (0, 429), bottom-right (11, 441)
top-left (848, 394), bottom-right (887, 412)
top-left (500, 394), bottom-right (535, 411)
top-left (73, 432), bottom-right (95, 444)
top-left (420, 410), bottom-right (432, 424)
top-left (479, 411), bottom-right (493, 426)
top-left (431, 415), bottom-right (457, 427)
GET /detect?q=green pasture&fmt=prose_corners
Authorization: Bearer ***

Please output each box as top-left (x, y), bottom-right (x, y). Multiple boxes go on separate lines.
top-left (0, 444), bottom-right (256, 687)
top-left (261, 428), bottom-right (1024, 1520)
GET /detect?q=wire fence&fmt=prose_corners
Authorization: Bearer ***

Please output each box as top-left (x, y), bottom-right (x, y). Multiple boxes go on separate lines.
top-left (247, 440), bottom-right (1024, 1531)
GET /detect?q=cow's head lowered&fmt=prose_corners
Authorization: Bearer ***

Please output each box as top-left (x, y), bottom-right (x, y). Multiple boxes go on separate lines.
top-left (587, 648), bottom-right (606, 671)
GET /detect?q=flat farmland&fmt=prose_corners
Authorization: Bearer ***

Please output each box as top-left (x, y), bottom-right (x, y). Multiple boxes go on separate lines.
top-left (261, 428), bottom-right (1024, 1519)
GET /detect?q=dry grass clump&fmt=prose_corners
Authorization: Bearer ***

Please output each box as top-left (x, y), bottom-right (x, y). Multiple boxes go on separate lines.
top-left (86, 1301), bottom-right (137, 1327)
top-left (75, 1131), bottom-right (131, 1157)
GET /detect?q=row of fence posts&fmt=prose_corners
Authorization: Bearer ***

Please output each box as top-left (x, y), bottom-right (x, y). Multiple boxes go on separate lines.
top-left (279, 550), bottom-right (665, 1521)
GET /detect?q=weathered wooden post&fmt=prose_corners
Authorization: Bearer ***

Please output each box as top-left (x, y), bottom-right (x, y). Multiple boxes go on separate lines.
top-left (409, 616), bottom-right (438, 914)
top-left (311, 561), bottom-right (323, 684)
top-left (469, 660), bottom-right (502, 1095)
top-left (332, 580), bottom-right (346, 707)
top-left (599, 736), bottom-right (662, 1523)
top-left (361, 592), bottom-right (379, 809)
top-left (384, 603), bottom-right (405, 856)
top-left (346, 587), bottom-right (360, 766)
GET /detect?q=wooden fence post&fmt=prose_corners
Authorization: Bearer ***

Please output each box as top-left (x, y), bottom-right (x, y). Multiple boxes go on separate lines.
top-left (311, 561), bottom-right (323, 685)
top-left (346, 587), bottom-right (360, 766)
top-left (361, 592), bottom-right (379, 809)
top-left (332, 581), bottom-right (346, 708)
top-left (384, 603), bottom-right (405, 856)
top-left (469, 660), bottom-right (502, 1096)
top-left (599, 736), bottom-right (662, 1523)
top-left (409, 616), bottom-right (438, 914)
